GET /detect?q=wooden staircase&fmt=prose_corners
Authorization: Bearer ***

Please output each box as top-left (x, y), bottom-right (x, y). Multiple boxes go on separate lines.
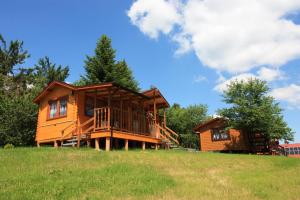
top-left (156, 124), bottom-right (180, 149)
top-left (60, 118), bottom-right (94, 147)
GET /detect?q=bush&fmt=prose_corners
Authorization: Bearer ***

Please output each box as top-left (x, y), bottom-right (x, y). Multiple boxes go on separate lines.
top-left (4, 143), bottom-right (15, 149)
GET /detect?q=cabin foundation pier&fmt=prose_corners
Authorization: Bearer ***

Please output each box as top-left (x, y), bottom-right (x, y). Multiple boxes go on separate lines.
top-left (54, 140), bottom-right (58, 148)
top-left (125, 139), bottom-right (129, 151)
top-left (95, 138), bottom-right (100, 151)
top-left (142, 142), bottom-right (146, 150)
top-left (106, 137), bottom-right (110, 151)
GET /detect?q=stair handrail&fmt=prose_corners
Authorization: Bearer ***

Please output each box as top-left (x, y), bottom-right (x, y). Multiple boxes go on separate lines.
top-left (156, 124), bottom-right (179, 145)
top-left (165, 126), bottom-right (179, 137)
top-left (61, 121), bottom-right (77, 139)
top-left (77, 117), bottom-right (94, 147)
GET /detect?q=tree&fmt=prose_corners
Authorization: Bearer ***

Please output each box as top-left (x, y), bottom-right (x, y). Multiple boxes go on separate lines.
top-left (218, 79), bottom-right (293, 149)
top-left (164, 103), bottom-right (209, 148)
top-left (34, 56), bottom-right (69, 86)
top-left (0, 35), bottom-right (70, 146)
top-left (0, 34), bottom-right (29, 76)
top-left (79, 35), bottom-right (139, 91)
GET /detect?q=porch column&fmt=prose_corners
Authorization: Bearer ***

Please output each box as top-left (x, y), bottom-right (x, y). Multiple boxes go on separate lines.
top-left (153, 90), bottom-right (157, 124)
top-left (142, 142), bottom-right (146, 151)
top-left (54, 140), bottom-right (58, 148)
top-left (125, 139), bottom-right (129, 151)
top-left (106, 137), bottom-right (110, 151)
top-left (95, 138), bottom-right (100, 151)
top-left (163, 108), bottom-right (166, 128)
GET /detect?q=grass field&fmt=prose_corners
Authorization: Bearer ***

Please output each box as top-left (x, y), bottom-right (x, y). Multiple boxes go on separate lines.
top-left (0, 148), bottom-right (300, 200)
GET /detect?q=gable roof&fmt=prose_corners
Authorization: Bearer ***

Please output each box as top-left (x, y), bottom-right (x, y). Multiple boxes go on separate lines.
top-left (193, 117), bottom-right (225, 132)
top-left (142, 88), bottom-right (170, 108)
top-left (33, 81), bottom-right (76, 103)
top-left (33, 81), bottom-right (161, 104)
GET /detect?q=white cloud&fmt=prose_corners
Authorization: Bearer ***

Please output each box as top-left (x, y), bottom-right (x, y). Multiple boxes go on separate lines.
top-left (127, 0), bottom-right (181, 39)
top-left (194, 75), bottom-right (207, 83)
top-left (214, 67), bottom-right (285, 92)
top-left (214, 73), bottom-right (256, 92)
top-left (257, 67), bottom-right (286, 82)
top-left (128, 0), bottom-right (300, 73)
top-left (270, 84), bottom-right (300, 109)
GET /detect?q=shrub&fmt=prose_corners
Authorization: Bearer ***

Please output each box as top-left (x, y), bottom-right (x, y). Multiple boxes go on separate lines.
top-left (4, 143), bottom-right (15, 149)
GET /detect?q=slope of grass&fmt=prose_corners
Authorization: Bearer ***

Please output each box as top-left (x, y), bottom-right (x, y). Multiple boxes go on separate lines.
top-left (0, 148), bottom-right (300, 200)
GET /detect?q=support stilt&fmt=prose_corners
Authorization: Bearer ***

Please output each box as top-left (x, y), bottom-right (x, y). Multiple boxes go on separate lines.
top-left (95, 138), bottom-right (100, 151)
top-left (125, 139), bottom-right (129, 151)
top-left (142, 142), bottom-right (146, 151)
top-left (106, 137), bottom-right (110, 151)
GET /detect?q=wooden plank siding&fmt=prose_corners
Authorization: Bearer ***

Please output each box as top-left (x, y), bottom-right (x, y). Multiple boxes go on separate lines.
top-left (194, 118), bottom-right (249, 152)
top-left (35, 86), bottom-right (77, 142)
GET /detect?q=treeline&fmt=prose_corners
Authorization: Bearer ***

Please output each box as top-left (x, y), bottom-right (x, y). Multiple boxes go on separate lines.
top-left (0, 34), bottom-right (293, 148)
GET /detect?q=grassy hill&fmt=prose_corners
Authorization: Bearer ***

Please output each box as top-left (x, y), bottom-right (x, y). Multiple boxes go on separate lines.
top-left (0, 148), bottom-right (300, 200)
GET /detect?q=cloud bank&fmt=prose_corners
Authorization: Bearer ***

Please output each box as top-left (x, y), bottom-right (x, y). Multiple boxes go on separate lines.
top-left (128, 0), bottom-right (300, 108)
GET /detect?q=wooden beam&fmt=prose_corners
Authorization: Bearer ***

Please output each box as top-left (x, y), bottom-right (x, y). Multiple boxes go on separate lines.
top-left (142, 141), bottom-right (146, 151)
top-left (105, 137), bottom-right (110, 151)
top-left (125, 139), bottom-right (128, 151)
top-left (163, 108), bottom-right (166, 128)
top-left (153, 90), bottom-right (157, 124)
top-left (95, 138), bottom-right (100, 151)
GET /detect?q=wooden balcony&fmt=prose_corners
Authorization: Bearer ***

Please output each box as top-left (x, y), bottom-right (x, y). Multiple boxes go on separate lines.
top-left (93, 107), bottom-right (152, 136)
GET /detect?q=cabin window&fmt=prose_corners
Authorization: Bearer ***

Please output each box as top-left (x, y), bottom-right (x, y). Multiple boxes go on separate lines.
top-left (59, 98), bottom-right (67, 116)
top-left (49, 101), bottom-right (57, 118)
top-left (48, 96), bottom-right (68, 119)
top-left (85, 96), bottom-right (94, 117)
top-left (211, 129), bottom-right (230, 141)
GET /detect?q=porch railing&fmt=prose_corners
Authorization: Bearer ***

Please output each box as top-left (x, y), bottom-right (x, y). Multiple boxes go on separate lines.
top-left (94, 107), bottom-right (151, 135)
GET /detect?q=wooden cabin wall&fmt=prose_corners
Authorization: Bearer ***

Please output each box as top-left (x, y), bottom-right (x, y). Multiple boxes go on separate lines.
top-left (197, 120), bottom-right (249, 152)
top-left (36, 87), bottom-right (77, 142)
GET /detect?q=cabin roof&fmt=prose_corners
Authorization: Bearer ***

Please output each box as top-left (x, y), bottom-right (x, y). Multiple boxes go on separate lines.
top-left (142, 88), bottom-right (170, 108)
top-left (33, 81), bottom-right (169, 106)
top-left (193, 117), bottom-right (225, 132)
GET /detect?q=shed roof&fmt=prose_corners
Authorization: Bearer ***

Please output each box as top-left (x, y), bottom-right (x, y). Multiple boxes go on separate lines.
top-left (193, 117), bottom-right (225, 132)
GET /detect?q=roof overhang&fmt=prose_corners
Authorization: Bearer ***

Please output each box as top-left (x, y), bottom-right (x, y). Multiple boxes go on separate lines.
top-left (142, 88), bottom-right (170, 108)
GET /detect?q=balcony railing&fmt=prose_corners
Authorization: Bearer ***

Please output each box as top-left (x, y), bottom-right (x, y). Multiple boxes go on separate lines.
top-left (94, 107), bottom-right (151, 135)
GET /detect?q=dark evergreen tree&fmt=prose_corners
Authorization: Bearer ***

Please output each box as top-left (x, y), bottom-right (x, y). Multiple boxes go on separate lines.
top-left (79, 35), bottom-right (139, 91)
top-left (34, 56), bottom-right (69, 86)
top-left (0, 34), bottom-right (29, 76)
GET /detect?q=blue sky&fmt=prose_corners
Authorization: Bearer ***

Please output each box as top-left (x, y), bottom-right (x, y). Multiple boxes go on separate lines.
top-left (1, 0), bottom-right (300, 142)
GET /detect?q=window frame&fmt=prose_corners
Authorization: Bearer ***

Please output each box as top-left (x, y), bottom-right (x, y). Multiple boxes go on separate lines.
top-left (85, 96), bottom-right (95, 117)
top-left (211, 128), bottom-right (231, 142)
top-left (47, 96), bottom-right (68, 120)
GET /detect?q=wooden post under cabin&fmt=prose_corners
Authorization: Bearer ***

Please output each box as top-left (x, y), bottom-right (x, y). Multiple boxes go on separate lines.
top-left (125, 139), bottom-right (129, 151)
top-left (95, 138), bottom-right (100, 151)
top-left (155, 144), bottom-right (158, 150)
top-left (54, 140), bottom-right (58, 148)
top-left (142, 141), bottom-right (146, 150)
top-left (105, 137), bottom-right (110, 151)
top-left (37, 142), bottom-right (40, 148)
top-left (87, 140), bottom-right (91, 147)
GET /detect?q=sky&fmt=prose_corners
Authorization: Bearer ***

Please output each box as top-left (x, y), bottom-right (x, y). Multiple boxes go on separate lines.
top-left (1, 0), bottom-right (300, 142)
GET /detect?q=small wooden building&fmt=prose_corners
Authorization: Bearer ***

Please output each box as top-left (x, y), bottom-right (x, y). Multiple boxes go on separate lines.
top-left (193, 118), bottom-right (249, 152)
top-left (34, 81), bottom-right (178, 151)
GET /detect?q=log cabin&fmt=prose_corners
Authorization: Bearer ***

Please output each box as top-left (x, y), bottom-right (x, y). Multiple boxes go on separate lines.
top-left (33, 81), bottom-right (179, 151)
top-left (193, 118), bottom-right (250, 152)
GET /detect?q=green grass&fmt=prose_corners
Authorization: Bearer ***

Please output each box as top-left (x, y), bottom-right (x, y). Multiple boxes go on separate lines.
top-left (0, 148), bottom-right (300, 200)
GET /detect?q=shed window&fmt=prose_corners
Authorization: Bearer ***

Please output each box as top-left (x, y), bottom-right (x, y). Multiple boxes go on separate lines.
top-left (211, 129), bottom-right (230, 141)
